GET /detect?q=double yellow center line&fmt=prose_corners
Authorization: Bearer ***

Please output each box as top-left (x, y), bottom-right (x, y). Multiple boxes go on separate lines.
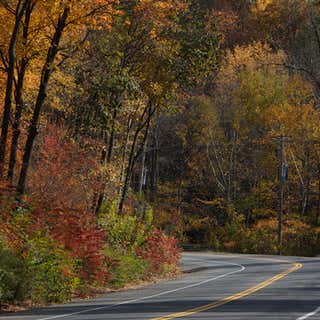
top-left (151, 259), bottom-right (302, 320)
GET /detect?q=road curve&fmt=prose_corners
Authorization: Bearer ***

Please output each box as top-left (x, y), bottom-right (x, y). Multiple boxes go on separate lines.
top-left (1, 252), bottom-right (320, 320)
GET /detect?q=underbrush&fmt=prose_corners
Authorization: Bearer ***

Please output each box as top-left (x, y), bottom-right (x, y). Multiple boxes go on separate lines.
top-left (0, 186), bottom-right (181, 307)
top-left (99, 201), bottom-right (181, 289)
top-left (186, 214), bottom-right (320, 256)
top-left (183, 198), bottom-right (320, 256)
top-left (107, 253), bottom-right (147, 288)
top-left (0, 130), bottom-right (181, 307)
top-left (0, 242), bottom-right (27, 302)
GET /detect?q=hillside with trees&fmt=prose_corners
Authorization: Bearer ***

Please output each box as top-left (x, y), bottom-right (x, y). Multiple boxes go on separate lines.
top-left (0, 0), bottom-right (320, 307)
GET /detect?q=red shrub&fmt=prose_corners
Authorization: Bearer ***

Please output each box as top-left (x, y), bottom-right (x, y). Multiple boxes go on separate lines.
top-left (30, 124), bottom-right (102, 213)
top-left (0, 192), bottom-right (110, 283)
top-left (136, 229), bottom-right (181, 274)
top-left (27, 125), bottom-right (111, 282)
top-left (31, 205), bottom-right (110, 283)
top-left (0, 126), bottom-right (111, 283)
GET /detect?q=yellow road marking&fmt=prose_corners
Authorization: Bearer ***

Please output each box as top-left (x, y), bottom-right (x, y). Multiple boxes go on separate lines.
top-left (150, 260), bottom-right (302, 320)
top-left (229, 256), bottom-right (297, 264)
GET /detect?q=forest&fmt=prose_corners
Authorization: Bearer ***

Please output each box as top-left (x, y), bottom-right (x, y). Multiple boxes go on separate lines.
top-left (0, 0), bottom-right (320, 307)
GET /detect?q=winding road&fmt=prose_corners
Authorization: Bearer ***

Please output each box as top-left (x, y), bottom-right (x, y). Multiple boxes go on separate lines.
top-left (2, 252), bottom-right (320, 320)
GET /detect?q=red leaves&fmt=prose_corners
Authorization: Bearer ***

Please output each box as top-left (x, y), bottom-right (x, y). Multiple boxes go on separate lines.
top-left (0, 126), bottom-right (111, 283)
top-left (0, 193), bottom-right (110, 283)
top-left (136, 228), bottom-right (181, 274)
top-left (31, 206), bottom-right (110, 283)
top-left (28, 126), bottom-right (110, 282)
top-left (0, 123), bottom-right (182, 286)
top-left (30, 125), bottom-right (101, 213)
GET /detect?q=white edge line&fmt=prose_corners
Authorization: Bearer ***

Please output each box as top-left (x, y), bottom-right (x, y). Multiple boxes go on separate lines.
top-left (297, 306), bottom-right (320, 320)
top-left (32, 259), bottom-right (245, 320)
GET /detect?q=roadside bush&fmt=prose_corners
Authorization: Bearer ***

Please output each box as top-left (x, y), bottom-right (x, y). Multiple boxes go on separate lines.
top-left (26, 233), bottom-right (80, 304)
top-left (107, 253), bottom-right (147, 288)
top-left (136, 229), bottom-right (181, 275)
top-left (0, 242), bottom-right (28, 302)
top-left (224, 218), bottom-right (320, 256)
top-left (30, 206), bottom-right (110, 284)
top-left (213, 214), bottom-right (248, 253)
top-left (282, 219), bottom-right (320, 256)
top-left (98, 201), bottom-right (152, 254)
top-left (28, 128), bottom-right (111, 284)
top-left (0, 233), bottom-right (81, 305)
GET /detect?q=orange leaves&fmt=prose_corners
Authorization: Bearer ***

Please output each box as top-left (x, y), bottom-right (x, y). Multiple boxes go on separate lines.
top-left (65, 0), bottom-right (119, 29)
top-left (30, 124), bottom-right (101, 212)
top-left (23, 125), bottom-right (110, 281)
top-left (0, 121), bottom-right (117, 281)
top-left (34, 207), bottom-right (110, 282)
top-left (30, 0), bottom-right (118, 44)
top-left (137, 0), bottom-right (186, 19)
top-left (128, 0), bottom-right (187, 37)
top-left (254, 0), bottom-right (274, 11)
top-left (136, 228), bottom-right (181, 274)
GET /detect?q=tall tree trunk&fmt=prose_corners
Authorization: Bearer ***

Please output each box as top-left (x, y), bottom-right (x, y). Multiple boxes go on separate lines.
top-left (301, 147), bottom-right (311, 215)
top-left (94, 100), bottom-right (119, 215)
top-left (139, 134), bottom-right (148, 194)
top-left (118, 117), bottom-right (132, 196)
top-left (118, 126), bottom-right (141, 215)
top-left (93, 134), bottom-right (108, 215)
top-left (17, 6), bottom-right (70, 194)
top-left (0, 0), bottom-right (31, 177)
top-left (8, 1), bottom-right (34, 182)
top-left (7, 60), bottom-right (27, 182)
top-left (149, 117), bottom-right (159, 201)
top-left (107, 106), bottom-right (118, 163)
top-left (118, 103), bottom-right (154, 215)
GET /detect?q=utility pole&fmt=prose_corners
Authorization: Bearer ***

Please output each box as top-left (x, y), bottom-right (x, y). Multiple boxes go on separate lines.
top-left (278, 133), bottom-right (285, 255)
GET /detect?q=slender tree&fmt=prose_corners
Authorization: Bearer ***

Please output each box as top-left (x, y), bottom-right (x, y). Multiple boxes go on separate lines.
top-left (0, 0), bottom-right (31, 177)
top-left (7, 0), bottom-right (35, 181)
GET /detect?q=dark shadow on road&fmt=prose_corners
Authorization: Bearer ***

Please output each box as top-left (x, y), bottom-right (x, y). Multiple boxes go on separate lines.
top-left (2, 298), bottom-right (320, 318)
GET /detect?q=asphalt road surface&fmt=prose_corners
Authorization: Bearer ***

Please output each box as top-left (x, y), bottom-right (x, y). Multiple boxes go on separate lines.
top-left (2, 252), bottom-right (320, 320)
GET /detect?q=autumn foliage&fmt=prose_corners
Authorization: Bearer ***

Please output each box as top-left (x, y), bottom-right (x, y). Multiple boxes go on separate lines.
top-left (2, 0), bottom-right (320, 309)
top-left (136, 229), bottom-right (181, 274)
top-left (29, 125), bottom-right (101, 212)
top-left (0, 125), bottom-right (181, 304)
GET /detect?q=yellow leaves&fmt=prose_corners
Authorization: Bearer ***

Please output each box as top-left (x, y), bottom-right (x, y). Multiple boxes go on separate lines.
top-left (134, 0), bottom-right (186, 35)
top-left (149, 82), bottom-right (163, 97)
top-left (33, 0), bottom-right (119, 33)
top-left (0, 0), bottom-right (120, 106)
top-left (0, 5), bottom-right (15, 52)
top-left (253, 0), bottom-right (274, 11)
top-left (262, 99), bottom-right (320, 143)
top-left (218, 42), bottom-right (285, 84)
top-left (214, 41), bottom-right (320, 144)
top-left (0, 70), bottom-right (6, 100)
top-left (284, 74), bottom-right (314, 106)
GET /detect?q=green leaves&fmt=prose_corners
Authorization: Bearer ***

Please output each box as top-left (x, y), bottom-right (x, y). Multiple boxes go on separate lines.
top-left (0, 242), bottom-right (27, 302)
top-left (173, 1), bottom-right (221, 87)
top-left (26, 233), bottom-right (80, 304)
